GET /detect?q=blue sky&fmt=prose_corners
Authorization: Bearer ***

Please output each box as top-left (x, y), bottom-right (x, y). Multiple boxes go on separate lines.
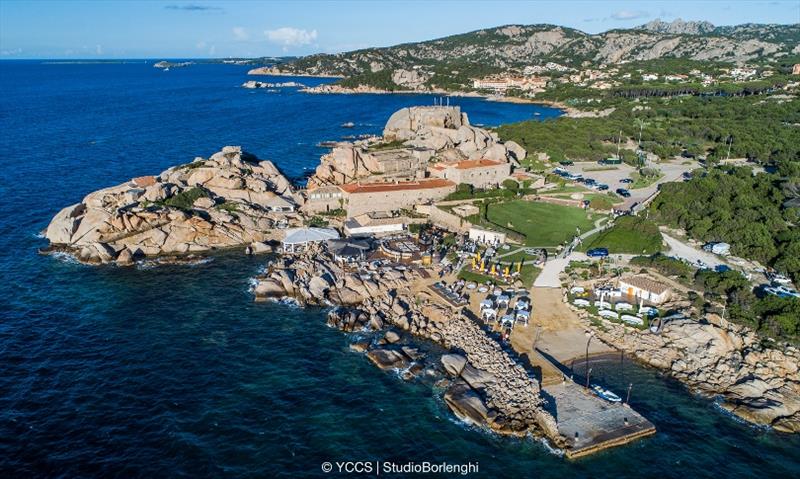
top-left (1, 0), bottom-right (798, 59)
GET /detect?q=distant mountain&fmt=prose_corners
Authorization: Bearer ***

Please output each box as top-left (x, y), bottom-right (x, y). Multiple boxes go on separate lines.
top-left (267, 19), bottom-right (799, 89)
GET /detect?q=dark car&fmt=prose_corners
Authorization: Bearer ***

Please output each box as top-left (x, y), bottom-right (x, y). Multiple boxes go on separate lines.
top-left (596, 184), bottom-right (609, 191)
top-left (616, 188), bottom-right (631, 197)
top-left (587, 248), bottom-right (609, 258)
top-left (583, 178), bottom-right (597, 185)
top-left (620, 178), bottom-right (633, 184)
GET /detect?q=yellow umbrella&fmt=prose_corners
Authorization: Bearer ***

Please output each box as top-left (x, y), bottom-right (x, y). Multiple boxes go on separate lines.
top-left (516, 260), bottom-right (522, 273)
top-left (503, 265), bottom-right (510, 276)
top-left (490, 263), bottom-right (496, 275)
top-left (472, 257), bottom-right (477, 268)
top-left (480, 259), bottom-right (485, 271)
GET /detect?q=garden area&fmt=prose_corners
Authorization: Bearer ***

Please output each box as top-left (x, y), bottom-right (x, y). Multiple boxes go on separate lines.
top-left (484, 200), bottom-right (599, 247)
top-left (580, 216), bottom-right (664, 255)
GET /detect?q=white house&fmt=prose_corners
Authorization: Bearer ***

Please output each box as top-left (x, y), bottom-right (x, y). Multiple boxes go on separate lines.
top-left (618, 276), bottom-right (672, 304)
top-left (344, 212), bottom-right (407, 236)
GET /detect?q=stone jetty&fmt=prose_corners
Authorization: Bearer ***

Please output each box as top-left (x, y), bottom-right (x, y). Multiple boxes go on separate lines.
top-left (253, 245), bottom-right (566, 445)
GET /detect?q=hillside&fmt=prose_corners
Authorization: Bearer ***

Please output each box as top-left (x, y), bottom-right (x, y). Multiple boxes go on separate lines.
top-left (259, 19), bottom-right (800, 90)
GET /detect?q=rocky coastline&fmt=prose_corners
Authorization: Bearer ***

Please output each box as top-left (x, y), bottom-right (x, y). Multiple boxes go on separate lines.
top-left (570, 305), bottom-right (800, 433)
top-left (41, 146), bottom-right (297, 265)
top-left (252, 246), bottom-right (565, 445)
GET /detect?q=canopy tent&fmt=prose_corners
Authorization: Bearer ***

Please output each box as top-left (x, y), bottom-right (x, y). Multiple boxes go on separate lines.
top-left (479, 299), bottom-right (494, 310)
top-left (327, 238), bottom-right (371, 262)
top-left (515, 310), bottom-right (530, 325)
top-left (282, 227), bottom-right (340, 252)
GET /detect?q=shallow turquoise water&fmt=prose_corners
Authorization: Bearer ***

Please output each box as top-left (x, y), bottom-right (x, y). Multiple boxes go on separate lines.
top-left (0, 61), bottom-right (798, 478)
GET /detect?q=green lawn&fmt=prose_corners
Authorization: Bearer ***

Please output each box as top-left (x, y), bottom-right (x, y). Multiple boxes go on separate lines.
top-left (580, 215), bottom-right (663, 254)
top-left (486, 200), bottom-right (598, 247)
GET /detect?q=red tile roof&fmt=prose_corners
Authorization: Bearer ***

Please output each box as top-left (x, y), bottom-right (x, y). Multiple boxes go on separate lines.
top-left (339, 178), bottom-right (455, 194)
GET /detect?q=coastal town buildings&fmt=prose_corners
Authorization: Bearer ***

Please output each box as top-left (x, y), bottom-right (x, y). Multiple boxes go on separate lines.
top-left (472, 75), bottom-right (547, 91)
top-left (429, 159), bottom-right (511, 189)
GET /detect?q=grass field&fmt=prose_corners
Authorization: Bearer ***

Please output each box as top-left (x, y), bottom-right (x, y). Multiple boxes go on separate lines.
top-left (580, 215), bottom-right (663, 254)
top-left (486, 200), bottom-right (598, 247)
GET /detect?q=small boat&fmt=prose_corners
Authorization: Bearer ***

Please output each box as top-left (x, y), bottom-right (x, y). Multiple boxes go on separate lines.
top-left (592, 385), bottom-right (622, 403)
top-left (534, 112), bottom-right (541, 116)
top-left (163, 67), bottom-right (170, 72)
top-left (341, 122), bottom-right (355, 128)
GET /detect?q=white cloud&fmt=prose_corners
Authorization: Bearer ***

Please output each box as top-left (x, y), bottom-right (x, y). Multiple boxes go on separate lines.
top-left (264, 27), bottom-right (317, 48)
top-left (232, 26), bottom-right (249, 41)
top-left (611, 10), bottom-right (650, 20)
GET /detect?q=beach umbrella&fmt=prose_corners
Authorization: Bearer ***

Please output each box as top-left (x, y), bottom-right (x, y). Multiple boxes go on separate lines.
top-left (516, 260), bottom-right (522, 273)
top-left (490, 263), bottom-right (496, 275)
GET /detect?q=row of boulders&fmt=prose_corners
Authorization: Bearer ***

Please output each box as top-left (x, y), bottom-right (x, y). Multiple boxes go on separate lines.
top-left (254, 246), bottom-right (565, 445)
top-left (573, 307), bottom-right (800, 433)
top-left (43, 146), bottom-right (300, 265)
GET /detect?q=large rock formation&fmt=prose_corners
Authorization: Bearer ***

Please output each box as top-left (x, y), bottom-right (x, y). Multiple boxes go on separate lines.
top-left (583, 313), bottom-right (800, 433)
top-left (43, 146), bottom-right (299, 264)
top-left (252, 245), bottom-right (565, 444)
top-left (306, 106), bottom-right (525, 189)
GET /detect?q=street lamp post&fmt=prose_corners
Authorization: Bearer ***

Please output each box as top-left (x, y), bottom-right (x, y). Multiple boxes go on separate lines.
top-left (584, 331), bottom-right (594, 388)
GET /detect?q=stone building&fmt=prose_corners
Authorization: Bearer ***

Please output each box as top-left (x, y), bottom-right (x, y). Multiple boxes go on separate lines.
top-left (429, 159), bottom-right (511, 189)
top-left (303, 185), bottom-right (344, 214)
top-left (339, 179), bottom-right (456, 217)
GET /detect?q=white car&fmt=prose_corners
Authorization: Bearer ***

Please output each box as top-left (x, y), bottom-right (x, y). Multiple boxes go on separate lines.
top-left (621, 315), bottom-right (644, 325)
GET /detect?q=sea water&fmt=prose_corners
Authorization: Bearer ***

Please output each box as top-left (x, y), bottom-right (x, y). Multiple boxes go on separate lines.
top-left (0, 61), bottom-right (798, 478)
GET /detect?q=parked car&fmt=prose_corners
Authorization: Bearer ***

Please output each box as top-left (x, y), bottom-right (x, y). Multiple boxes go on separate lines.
top-left (620, 178), bottom-right (633, 184)
top-left (595, 184), bottom-right (609, 191)
top-left (587, 247), bottom-right (609, 258)
top-left (616, 188), bottom-right (631, 197)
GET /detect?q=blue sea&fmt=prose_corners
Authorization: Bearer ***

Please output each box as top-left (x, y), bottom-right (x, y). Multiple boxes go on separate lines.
top-left (0, 61), bottom-right (798, 478)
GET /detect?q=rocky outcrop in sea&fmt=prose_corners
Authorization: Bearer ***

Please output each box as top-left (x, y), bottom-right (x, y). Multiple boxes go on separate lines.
top-left (575, 310), bottom-right (800, 433)
top-left (43, 146), bottom-right (297, 265)
top-left (252, 246), bottom-right (565, 445)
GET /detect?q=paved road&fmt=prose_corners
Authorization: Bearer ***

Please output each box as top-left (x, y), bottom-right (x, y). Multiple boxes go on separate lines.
top-left (661, 233), bottom-right (726, 269)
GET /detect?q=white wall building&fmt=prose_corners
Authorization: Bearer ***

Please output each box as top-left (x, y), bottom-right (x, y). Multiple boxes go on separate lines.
top-left (618, 276), bottom-right (672, 305)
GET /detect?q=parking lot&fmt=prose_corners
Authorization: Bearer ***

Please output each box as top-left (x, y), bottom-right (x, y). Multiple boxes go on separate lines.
top-left (557, 159), bottom-right (698, 210)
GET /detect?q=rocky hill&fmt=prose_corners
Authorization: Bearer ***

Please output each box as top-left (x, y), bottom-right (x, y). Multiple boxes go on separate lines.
top-left (260, 19), bottom-right (799, 90)
top-left (43, 146), bottom-right (299, 265)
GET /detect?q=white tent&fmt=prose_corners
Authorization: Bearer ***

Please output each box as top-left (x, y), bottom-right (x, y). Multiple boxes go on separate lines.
top-left (482, 308), bottom-right (498, 321)
top-left (282, 227), bottom-right (340, 252)
top-left (479, 299), bottom-right (494, 311)
top-left (515, 310), bottom-right (530, 325)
